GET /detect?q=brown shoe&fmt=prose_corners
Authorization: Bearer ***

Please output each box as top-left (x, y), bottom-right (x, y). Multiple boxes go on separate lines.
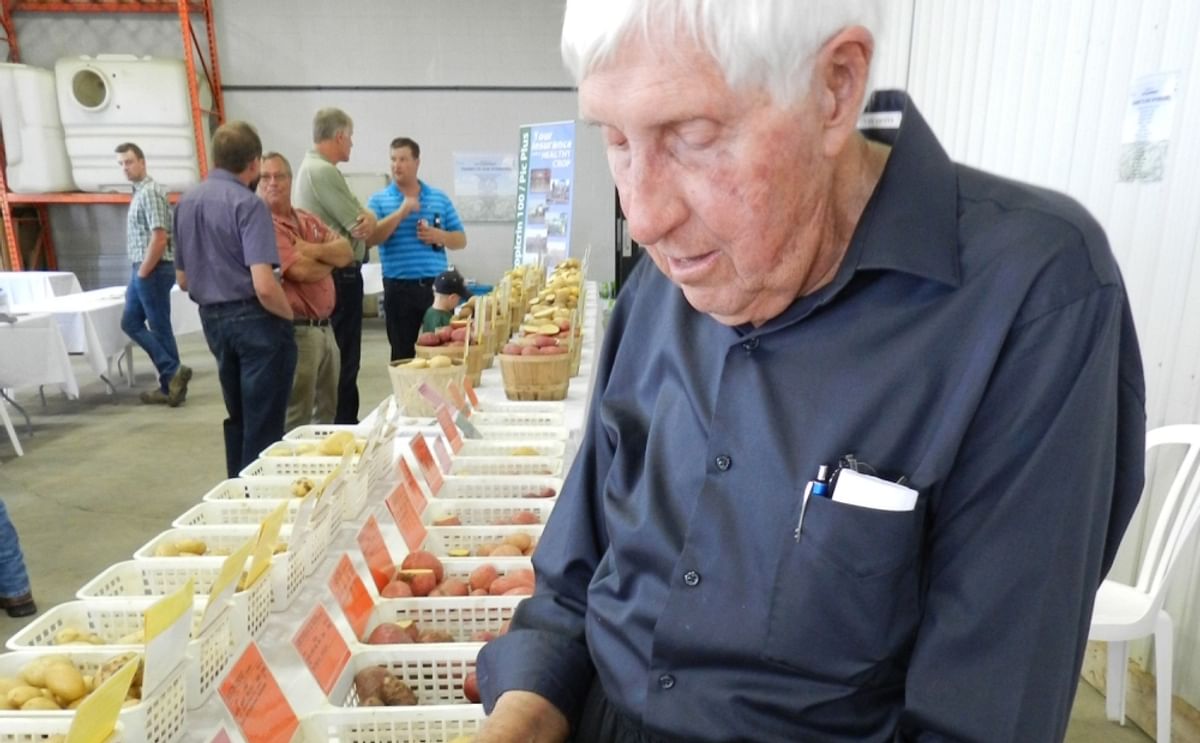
top-left (140, 388), bottom-right (169, 405)
top-left (167, 365), bottom-right (192, 407)
top-left (2, 592), bottom-right (37, 618)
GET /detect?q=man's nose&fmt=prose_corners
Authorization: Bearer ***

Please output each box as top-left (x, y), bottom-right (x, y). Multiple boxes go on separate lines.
top-left (618, 149), bottom-right (687, 247)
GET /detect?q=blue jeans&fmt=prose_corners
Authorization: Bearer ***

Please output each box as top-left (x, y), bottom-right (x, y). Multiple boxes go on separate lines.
top-left (199, 299), bottom-right (298, 478)
top-left (121, 262), bottom-right (181, 392)
top-left (0, 498), bottom-right (32, 600)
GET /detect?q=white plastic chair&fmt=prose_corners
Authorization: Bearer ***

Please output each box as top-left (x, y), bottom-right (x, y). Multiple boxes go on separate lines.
top-left (1089, 424), bottom-right (1200, 743)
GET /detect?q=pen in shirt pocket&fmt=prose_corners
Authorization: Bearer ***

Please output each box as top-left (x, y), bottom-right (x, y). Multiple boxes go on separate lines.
top-left (794, 464), bottom-right (830, 541)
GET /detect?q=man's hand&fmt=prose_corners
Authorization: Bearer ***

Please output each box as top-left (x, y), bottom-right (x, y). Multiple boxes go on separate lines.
top-left (476, 691), bottom-right (569, 743)
top-left (350, 210), bottom-right (377, 240)
top-left (401, 194), bottom-right (420, 216)
top-left (416, 219), bottom-right (443, 245)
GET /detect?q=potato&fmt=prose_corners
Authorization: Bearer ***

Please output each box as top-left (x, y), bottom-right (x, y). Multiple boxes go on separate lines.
top-left (489, 544), bottom-right (523, 557)
top-left (539, 345), bottom-right (569, 355)
top-left (400, 551), bottom-right (445, 583)
top-left (432, 514), bottom-right (462, 526)
top-left (463, 672), bottom-right (481, 703)
top-left (438, 578), bottom-right (470, 597)
top-left (20, 655), bottom-right (69, 686)
top-left (21, 696), bottom-right (62, 711)
top-left (291, 477), bottom-right (316, 498)
top-left (44, 663), bottom-right (87, 703)
top-left (353, 666), bottom-right (391, 702)
top-left (380, 580), bottom-right (414, 598)
top-left (117, 629), bottom-right (146, 644)
top-left (52, 628), bottom-right (82, 645)
top-left (416, 333), bottom-right (441, 347)
top-left (469, 564), bottom-right (499, 592)
top-left (395, 569), bottom-right (437, 597)
top-left (403, 358), bottom-right (429, 369)
top-left (509, 446), bottom-right (540, 456)
top-left (7, 685), bottom-right (44, 708)
top-left (94, 653), bottom-right (141, 692)
top-left (366, 623), bottom-right (415, 645)
top-left (503, 533), bottom-right (533, 553)
top-left (175, 538), bottom-right (207, 555)
top-left (428, 355), bottom-right (453, 369)
top-left (417, 629), bottom-right (454, 643)
top-left (511, 510), bottom-right (541, 525)
top-left (501, 343), bottom-right (523, 356)
top-left (379, 675), bottom-right (418, 706)
top-left (319, 431), bottom-right (355, 456)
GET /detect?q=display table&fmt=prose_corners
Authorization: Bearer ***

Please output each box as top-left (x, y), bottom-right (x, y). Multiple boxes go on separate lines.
top-left (0, 270), bottom-right (83, 305)
top-left (179, 283), bottom-right (602, 741)
top-left (0, 312), bottom-right (81, 456)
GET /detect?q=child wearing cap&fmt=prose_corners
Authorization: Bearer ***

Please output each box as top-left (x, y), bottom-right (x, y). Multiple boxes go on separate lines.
top-left (421, 268), bottom-right (470, 333)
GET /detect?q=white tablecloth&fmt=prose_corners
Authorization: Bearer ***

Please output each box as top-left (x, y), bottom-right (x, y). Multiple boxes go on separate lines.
top-left (361, 262), bottom-right (384, 296)
top-left (0, 270), bottom-right (83, 304)
top-left (0, 312), bottom-right (80, 398)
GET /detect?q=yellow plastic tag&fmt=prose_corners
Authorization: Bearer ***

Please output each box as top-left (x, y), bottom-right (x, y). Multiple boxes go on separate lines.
top-left (245, 500), bottom-right (288, 588)
top-left (66, 655), bottom-right (139, 743)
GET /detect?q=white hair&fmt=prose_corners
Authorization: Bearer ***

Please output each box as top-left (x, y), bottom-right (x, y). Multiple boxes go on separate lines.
top-left (561, 0), bottom-right (883, 106)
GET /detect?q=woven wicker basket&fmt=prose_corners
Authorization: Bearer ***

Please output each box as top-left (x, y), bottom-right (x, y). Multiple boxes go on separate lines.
top-left (414, 344), bottom-right (483, 387)
top-left (389, 358), bottom-right (466, 416)
top-left (498, 352), bottom-right (571, 401)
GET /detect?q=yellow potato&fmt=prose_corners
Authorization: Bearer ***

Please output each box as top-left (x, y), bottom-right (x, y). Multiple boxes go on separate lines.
top-left (319, 431), bottom-right (355, 456)
top-left (117, 629), bottom-right (145, 645)
top-left (266, 445), bottom-right (294, 456)
top-left (154, 541), bottom-right (180, 557)
top-left (428, 355), bottom-right (453, 369)
top-left (44, 663), bottom-right (87, 703)
top-left (7, 685), bottom-right (44, 707)
top-left (20, 655), bottom-right (68, 686)
top-left (174, 538), bottom-right (207, 555)
top-left (291, 477), bottom-right (315, 498)
top-left (21, 696), bottom-right (61, 711)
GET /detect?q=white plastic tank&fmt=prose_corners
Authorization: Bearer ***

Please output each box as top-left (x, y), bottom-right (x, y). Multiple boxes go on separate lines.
top-left (0, 62), bottom-right (77, 193)
top-left (54, 54), bottom-right (211, 192)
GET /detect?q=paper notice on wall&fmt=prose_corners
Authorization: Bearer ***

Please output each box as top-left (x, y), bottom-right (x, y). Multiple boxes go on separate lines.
top-left (454, 152), bottom-right (518, 222)
top-left (1119, 71), bottom-right (1179, 183)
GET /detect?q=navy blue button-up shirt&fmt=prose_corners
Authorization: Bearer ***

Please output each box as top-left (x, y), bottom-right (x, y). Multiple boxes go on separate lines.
top-left (478, 93), bottom-right (1146, 742)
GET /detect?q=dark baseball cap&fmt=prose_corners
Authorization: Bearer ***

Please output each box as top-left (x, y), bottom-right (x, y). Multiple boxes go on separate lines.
top-left (434, 268), bottom-right (469, 297)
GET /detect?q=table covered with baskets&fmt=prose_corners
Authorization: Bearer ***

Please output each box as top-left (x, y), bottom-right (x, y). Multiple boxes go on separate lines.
top-left (0, 282), bottom-right (602, 743)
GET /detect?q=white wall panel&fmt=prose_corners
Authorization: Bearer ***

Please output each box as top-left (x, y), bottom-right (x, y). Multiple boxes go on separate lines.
top-left (903, 0), bottom-right (1200, 707)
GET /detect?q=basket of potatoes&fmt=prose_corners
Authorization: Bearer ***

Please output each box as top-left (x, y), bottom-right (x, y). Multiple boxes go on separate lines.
top-left (388, 355), bottom-right (466, 417)
top-left (0, 650), bottom-right (186, 743)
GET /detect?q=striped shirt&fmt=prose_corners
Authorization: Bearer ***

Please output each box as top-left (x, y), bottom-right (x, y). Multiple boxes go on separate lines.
top-left (367, 180), bottom-right (464, 279)
top-left (125, 175), bottom-right (172, 263)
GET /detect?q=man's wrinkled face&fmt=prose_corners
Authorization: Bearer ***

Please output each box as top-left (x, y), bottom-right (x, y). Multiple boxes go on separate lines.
top-left (257, 157), bottom-right (292, 211)
top-left (580, 35), bottom-right (832, 326)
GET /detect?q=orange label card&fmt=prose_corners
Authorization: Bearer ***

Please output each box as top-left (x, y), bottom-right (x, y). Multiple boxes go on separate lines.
top-left (397, 458), bottom-right (427, 513)
top-left (410, 433), bottom-right (444, 495)
top-left (328, 554), bottom-right (373, 638)
top-left (446, 381), bottom-right (470, 415)
top-left (356, 516), bottom-right (394, 591)
top-left (292, 605), bottom-right (351, 694)
top-left (219, 643), bottom-right (299, 743)
top-left (387, 484), bottom-right (428, 552)
top-left (432, 436), bottom-right (454, 474)
top-left (464, 378), bottom-right (480, 408)
top-left (436, 405), bottom-right (464, 453)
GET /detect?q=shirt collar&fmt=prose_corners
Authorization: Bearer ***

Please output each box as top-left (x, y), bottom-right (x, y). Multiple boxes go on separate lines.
top-left (847, 90), bottom-right (960, 288)
top-left (209, 168), bottom-right (243, 185)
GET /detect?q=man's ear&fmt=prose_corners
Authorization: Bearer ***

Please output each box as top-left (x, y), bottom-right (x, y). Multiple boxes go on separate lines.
top-left (813, 25), bottom-right (874, 158)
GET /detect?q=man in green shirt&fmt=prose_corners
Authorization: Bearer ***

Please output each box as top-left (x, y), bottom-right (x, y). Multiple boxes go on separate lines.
top-left (293, 107), bottom-right (377, 424)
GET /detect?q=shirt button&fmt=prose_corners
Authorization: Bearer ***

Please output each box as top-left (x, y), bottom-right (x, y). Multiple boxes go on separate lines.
top-left (683, 570), bottom-right (700, 587)
top-left (714, 454), bottom-right (732, 471)
top-left (741, 337), bottom-right (759, 352)
top-left (658, 674), bottom-right (676, 690)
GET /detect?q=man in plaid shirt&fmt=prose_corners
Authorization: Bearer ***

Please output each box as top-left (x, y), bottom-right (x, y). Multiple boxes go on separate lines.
top-left (116, 142), bottom-right (192, 406)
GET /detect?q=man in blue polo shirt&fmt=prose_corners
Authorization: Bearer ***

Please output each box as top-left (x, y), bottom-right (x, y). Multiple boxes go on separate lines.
top-left (366, 137), bottom-right (467, 360)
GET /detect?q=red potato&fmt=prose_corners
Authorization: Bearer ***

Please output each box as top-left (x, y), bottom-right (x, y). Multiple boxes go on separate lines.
top-left (508, 568), bottom-right (536, 586)
top-left (469, 564), bottom-right (499, 591)
top-left (432, 515), bottom-right (462, 527)
top-left (396, 569), bottom-right (438, 597)
top-left (503, 586), bottom-right (534, 596)
top-left (439, 578), bottom-right (470, 596)
top-left (418, 629), bottom-right (455, 643)
top-left (476, 542), bottom-right (498, 557)
top-left (471, 588), bottom-right (490, 596)
top-left (380, 580), bottom-right (414, 598)
top-left (463, 672), bottom-right (481, 703)
top-left (510, 510), bottom-right (541, 525)
top-left (489, 544), bottom-right (523, 557)
top-left (531, 335), bottom-right (558, 348)
top-left (524, 487), bottom-right (557, 499)
top-left (540, 345), bottom-right (568, 355)
top-left (472, 630), bottom-right (497, 642)
top-left (520, 346), bottom-right (540, 356)
top-left (401, 551), bottom-right (445, 583)
top-left (501, 343), bottom-right (524, 356)
top-left (558, 320), bottom-right (572, 332)
top-left (450, 327), bottom-right (468, 342)
top-left (437, 326), bottom-right (454, 342)
top-left (366, 623), bottom-right (416, 645)
top-left (488, 575), bottom-right (531, 596)
top-left (416, 332), bottom-right (442, 347)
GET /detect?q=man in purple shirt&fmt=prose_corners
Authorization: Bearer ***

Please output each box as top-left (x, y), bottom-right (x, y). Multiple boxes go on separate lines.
top-left (173, 121), bottom-right (297, 477)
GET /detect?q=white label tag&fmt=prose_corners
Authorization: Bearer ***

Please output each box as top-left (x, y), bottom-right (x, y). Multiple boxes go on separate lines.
top-left (858, 111), bottom-right (903, 130)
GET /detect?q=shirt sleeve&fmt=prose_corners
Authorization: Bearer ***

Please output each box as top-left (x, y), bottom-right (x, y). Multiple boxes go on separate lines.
top-left (897, 284), bottom-right (1145, 741)
top-left (273, 223), bottom-right (300, 275)
top-left (239, 198), bottom-right (282, 268)
top-left (146, 186), bottom-right (171, 232)
top-left (441, 197), bottom-right (465, 233)
top-left (474, 270), bottom-right (643, 728)
top-left (302, 161), bottom-right (364, 233)
top-left (367, 192), bottom-right (386, 221)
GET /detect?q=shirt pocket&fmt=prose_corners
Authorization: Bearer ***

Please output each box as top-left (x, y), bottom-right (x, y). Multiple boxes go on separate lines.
top-left (762, 492), bottom-right (925, 687)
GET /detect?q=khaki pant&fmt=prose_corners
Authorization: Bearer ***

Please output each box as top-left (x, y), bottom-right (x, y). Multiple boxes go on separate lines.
top-left (286, 324), bottom-right (340, 432)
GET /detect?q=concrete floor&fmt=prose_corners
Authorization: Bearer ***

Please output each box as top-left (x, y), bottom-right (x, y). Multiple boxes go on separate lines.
top-left (0, 316), bottom-right (1151, 741)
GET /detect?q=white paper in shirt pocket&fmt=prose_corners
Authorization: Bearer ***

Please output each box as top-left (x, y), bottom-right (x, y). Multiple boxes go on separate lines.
top-left (831, 469), bottom-right (918, 512)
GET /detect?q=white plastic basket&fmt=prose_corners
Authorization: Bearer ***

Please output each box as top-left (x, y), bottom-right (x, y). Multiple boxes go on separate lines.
top-left (172, 498), bottom-right (303, 527)
top-left (469, 410), bottom-right (564, 427)
top-left (433, 558), bottom-right (534, 587)
top-left (422, 498), bottom-right (555, 527)
top-left (446, 455), bottom-right (562, 477)
top-left (0, 718), bottom-right (123, 743)
top-left (299, 704), bottom-right (485, 743)
top-left (362, 596), bottom-right (524, 644)
top-left (420, 526), bottom-right (543, 558)
top-left (0, 649), bottom-right (183, 743)
top-left (76, 558), bottom-right (273, 647)
top-left (201, 476), bottom-right (316, 502)
top-left (132, 525), bottom-right (314, 612)
top-left (257, 439), bottom-right (394, 493)
top-left (3, 599), bottom-right (233, 711)
top-left (455, 439), bottom-right (565, 458)
top-left (469, 424), bottom-right (569, 441)
top-left (471, 400), bottom-right (564, 415)
top-left (330, 646), bottom-right (483, 707)
top-left (239, 458), bottom-right (370, 521)
top-left (435, 475), bottom-right (562, 500)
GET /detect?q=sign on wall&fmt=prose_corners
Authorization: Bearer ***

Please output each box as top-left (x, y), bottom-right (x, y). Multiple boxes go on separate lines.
top-left (453, 152), bottom-right (518, 222)
top-left (512, 120), bottom-right (576, 268)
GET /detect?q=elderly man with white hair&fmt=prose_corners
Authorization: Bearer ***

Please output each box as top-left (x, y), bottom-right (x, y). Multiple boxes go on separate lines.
top-left (477, 1), bottom-right (1146, 741)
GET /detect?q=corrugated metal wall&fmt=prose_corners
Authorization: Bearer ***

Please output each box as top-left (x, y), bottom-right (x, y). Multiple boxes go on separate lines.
top-left (874, 0), bottom-right (1200, 708)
